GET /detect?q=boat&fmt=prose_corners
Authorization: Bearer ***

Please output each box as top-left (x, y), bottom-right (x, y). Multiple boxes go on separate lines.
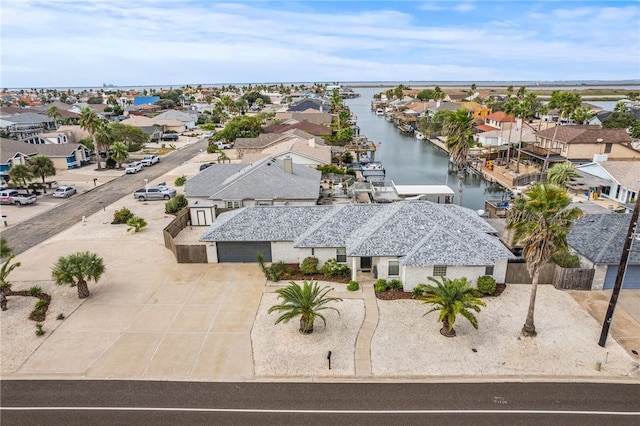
top-left (415, 131), bottom-right (425, 140)
top-left (375, 108), bottom-right (385, 116)
top-left (397, 124), bottom-right (414, 133)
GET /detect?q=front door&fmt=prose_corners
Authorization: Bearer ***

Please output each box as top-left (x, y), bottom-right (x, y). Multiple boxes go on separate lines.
top-left (360, 257), bottom-right (372, 271)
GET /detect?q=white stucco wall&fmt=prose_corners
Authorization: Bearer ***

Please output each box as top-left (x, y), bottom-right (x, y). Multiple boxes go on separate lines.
top-left (206, 243), bottom-right (218, 263)
top-left (493, 258), bottom-right (509, 285)
top-left (189, 207), bottom-right (215, 226)
top-left (401, 265), bottom-right (488, 291)
top-left (271, 241), bottom-right (310, 263)
top-left (591, 264), bottom-right (608, 290)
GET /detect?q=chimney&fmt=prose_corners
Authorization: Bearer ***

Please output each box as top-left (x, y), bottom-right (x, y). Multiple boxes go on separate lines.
top-left (309, 138), bottom-right (316, 148)
top-left (283, 156), bottom-right (293, 174)
top-left (436, 100), bottom-right (441, 108)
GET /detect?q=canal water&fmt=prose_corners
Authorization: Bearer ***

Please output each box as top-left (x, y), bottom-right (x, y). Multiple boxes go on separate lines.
top-left (344, 87), bottom-right (508, 211)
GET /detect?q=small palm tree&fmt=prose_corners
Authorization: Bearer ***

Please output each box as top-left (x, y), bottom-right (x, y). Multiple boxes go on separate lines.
top-left (268, 280), bottom-right (342, 334)
top-left (126, 216), bottom-right (147, 233)
top-left (547, 163), bottom-right (579, 188)
top-left (28, 155), bottom-right (56, 193)
top-left (507, 183), bottom-right (583, 336)
top-left (110, 141), bottom-right (129, 168)
top-left (51, 251), bottom-right (106, 299)
top-left (423, 276), bottom-right (485, 337)
top-left (0, 255), bottom-right (21, 310)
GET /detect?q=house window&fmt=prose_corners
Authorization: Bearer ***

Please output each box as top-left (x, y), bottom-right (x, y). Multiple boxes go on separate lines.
top-left (433, 265), bottom-right (447, 276)
top-left (562, 143), bottom-right (567, 152)
top-left (256, 199), bottom-right (273, 206)
top-left (336, 248), bottom-right (346, 263)
top-left (485, 265), bottom-right (494, 276)
top-left (225, 201), bottom-right (240, 209)
top-left (604, 143), bottom-right (612, 154)
top-left (311, 248), bottom-right (315, 256)
top-left (388, 260), bottom-right (399, 276)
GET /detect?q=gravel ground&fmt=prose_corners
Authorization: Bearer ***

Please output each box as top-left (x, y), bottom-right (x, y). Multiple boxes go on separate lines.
top-left (371, 285), bottom-right (639, 377)
top-left (1, 281), bottom-right (85, 374)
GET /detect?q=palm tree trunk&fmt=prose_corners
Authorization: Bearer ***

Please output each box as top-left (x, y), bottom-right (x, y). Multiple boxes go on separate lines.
top-left (93, 135), bottom-right (102, 170)
top-left (505, 125), bottom-right (513, 169)
top-left (299, 316), bottom-right (313, 334)
top-left (522, 273), bottom-right (539, 337)
top-left (515, 118), bottom-right (524, 174)
top-left (440, 317), bottom-right (456, 337)
top-left (77, 279), bottom-right (90, 299)
top-left (456, 168), bottom-right (464, 206)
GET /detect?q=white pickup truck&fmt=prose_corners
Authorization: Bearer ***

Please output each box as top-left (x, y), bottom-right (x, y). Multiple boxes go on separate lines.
top-left (141, 155), bottom-right (160, 166)
top-left (0, 189), bottom-right (37, 206)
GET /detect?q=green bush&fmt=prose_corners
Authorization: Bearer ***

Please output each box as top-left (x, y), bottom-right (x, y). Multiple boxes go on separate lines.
top-left (112, 207), bottom-right (134, 224)
top-left (29, 286), bottom-right (42, 297)
top-left (165, 194), bottom-right (188, 214)
top-left (374, 279), bottom-right (389, 292)
top-left (412, 284), bottom-right (430, 299)
top-left (105, 157), bottom-right (117, 169)
top-left (300, 257), bottom-right (319, 274)
top-left (389, 279), bottom-right (403, 291)
top-left (347, 280), bottom-right (359, 291)
top-left (257, 254), bottom-right (290, 282)
top-left (35, 299), bottom-right (46, 309)
top-left (320, 259), bottom-right (351, 277)
top-left (174, 175), bottom-right (187, 186)
top-left (477, 275), bottom-right (497, 295)
top-left (35, 323), bottom-right (45, 336)
top-left (552, 252), bottom-right (580, 268)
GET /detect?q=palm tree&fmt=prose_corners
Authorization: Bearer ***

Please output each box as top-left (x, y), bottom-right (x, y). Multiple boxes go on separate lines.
top-left (547, 163), bottom-right (579, 187)
top-left (78, 107), bottom-right (104, 169)
top-left (28, 155), bottom-right (56, 193)
top-left (423, 276), bottom-right (485, 337)
top-left (570, 107), bottom-right (596, 125)
top-left (110, 141), bottom-right (129, 168)
top-left (443, 108), bottom-right (475, 206)
top-left (0, 255), bottom-right (21, 311)
top-left (544, 91), bottom-right (581, 171)
top-left (126, 216), bottom-right (147, 233)
top-left (8, 164), bottom-right (33, 189)
top-left (51, 251), bottom-right (106, 299)
top-left (94, 123), bottom-right (114, 162)
top-left (46, 105), bottom-right (60, 128)
top-left (0, 239), bottom-right (12, 259)
top-left (506, 183), bottom-right (583, 336)
top-left (268, 280), bottom-right (342, 334)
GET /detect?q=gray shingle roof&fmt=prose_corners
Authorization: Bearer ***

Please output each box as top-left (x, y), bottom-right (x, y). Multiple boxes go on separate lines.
top-left (200, 201), bottom-right (515, 266)
top-left (184, 158), bottom-right (321, 200)
top-left (568, 213), bottom-right (640, 265)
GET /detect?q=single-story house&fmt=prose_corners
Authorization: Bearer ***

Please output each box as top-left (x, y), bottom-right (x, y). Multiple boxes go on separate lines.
top-left (199, 201), bottom-right (515, 290)
top-left (576, 161), bottom-right (640, 204)
top-left (263, 121), bottom-right (332, 137)
top-left (241, 137), bottom-right (332, 167)
top-left (234, 129), bottom-right (324, 159)
top-left (152, 109), bottom-right (198, 130)
top-left (184, 157), bottom-right (322, 226)
top-left (0, 138), bottom-right (90, 179)
top-left (568, 213), bottom-right (640, 290)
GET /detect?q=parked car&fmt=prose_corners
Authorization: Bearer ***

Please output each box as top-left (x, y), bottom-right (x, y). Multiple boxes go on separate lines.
top-left (141, 155), bottom-right (160, 166)
top-left (0, 189), bottom-right (37, 206)
top-left (161, 134), bottom-right (179, 141)
top-left (216, 141), bottom-right (233, 149)
top-left (202, 131), bottom-right (214, 138)
top-left (125, 161), bottom-right (143, 174)
top-left (52, 186), bottom-right (76, 198)
top-left (134, 185), bottom-right (177, 201)
top-left (199, 162), bottom-right (215, 171)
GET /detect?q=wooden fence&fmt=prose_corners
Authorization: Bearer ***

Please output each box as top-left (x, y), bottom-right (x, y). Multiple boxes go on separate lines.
top-left (505, 261), bottom-right (555, 284)
top-left (163, 209), bottom-right (208, 264)
top-left (552, 266), bottom-right (595, 290)
top-left (512, 172), bottom-right (547, 188)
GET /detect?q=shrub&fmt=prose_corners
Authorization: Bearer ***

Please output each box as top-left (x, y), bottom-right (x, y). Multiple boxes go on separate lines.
top-left (105, 157), bottom-right (117, 169)
top-left (320, 259), bottom-right (351, 277)
top-left (35, 299), bottom-right (46, 309)
top-left (347, 280), bottom-right (359, 291)
top-left (126, 216), bottom-right (147, 233)
top-left (29, 286), bottom-right (42, 297)
top-left (112, 207), bottom-right (134, 224)
top-left (56, 313), bottom-right (65, 320)
top-left (477, 275), bottom-right (497, 295)
top-left (389, 279), bottom-right (403, 291)
top-left (174, 175), bottom-right (187, 186)
top-left (300, 257), bottom-right (319, 274)
top-left (35, 323), bottom-right (44, 336)
top-left (165, 194), bottom-right (188, 214)
top-left (257, 254), bottom-right (290, 282)
top-left (552, 252), bottom-right (580, 268)
top-left (412, 284), bottom-right (430, 299)
top-left (374, 279), bottom-right (389, 292)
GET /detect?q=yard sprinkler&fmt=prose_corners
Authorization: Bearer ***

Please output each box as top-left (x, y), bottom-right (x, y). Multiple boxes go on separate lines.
top-left (327, 351), bottom-right (332, 370)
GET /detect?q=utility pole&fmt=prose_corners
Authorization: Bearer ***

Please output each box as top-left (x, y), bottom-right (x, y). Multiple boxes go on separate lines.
top-left (598, 193), bottom-right (640, 347)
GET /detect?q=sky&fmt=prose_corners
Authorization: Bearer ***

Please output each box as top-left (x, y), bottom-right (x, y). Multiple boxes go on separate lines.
top-left (1, 0), bottom-right (639, 88)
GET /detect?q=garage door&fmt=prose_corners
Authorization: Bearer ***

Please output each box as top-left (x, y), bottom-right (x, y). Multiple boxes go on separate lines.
top-left (603, 265), bottom-right (640, 289)
top-left (217, 242), bottom-right (272, 263)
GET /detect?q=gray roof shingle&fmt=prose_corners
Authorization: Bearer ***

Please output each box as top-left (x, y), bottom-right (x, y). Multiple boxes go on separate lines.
top-left (568, 213), bottom-right (640, 264)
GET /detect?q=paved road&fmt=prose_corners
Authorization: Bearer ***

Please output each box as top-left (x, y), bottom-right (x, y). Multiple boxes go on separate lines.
top-left (1, 381), bottom-right (639, 425)
top-left (1, 140), bottom-right (207, 256)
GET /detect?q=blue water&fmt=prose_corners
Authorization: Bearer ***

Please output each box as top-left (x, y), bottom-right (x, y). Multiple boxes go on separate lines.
top-left (344, 88), bottom-right (508, 211)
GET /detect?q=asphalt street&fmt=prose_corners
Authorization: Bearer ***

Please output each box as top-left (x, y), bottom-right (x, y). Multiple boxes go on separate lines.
top-left (1, 381), bottom-right (639, 425)
top-left (1, 139), bottom-right (207, 256)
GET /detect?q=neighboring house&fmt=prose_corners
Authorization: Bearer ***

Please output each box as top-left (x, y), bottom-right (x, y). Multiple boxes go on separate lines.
top-left (476, 121), bottom-right (537, 147)
top-left (184, 157), bottom-right (322, 226)
top-left (567, 213), bottom-right (640, 290)
top-left (478, 111), bottom-right (515, 132)
top-left (241, 138), bottom-right (332, 166)
top-left (587, 110), bottom-right (612, 126)
top-left (0, 138), bottom-right (90, 179)
top-left (234, 129), bottom-right (324, 159)
top-left (120, 115), bottom-right (185, 133)
top-left (576, 161), bottom-right (640, 204)
top-left (423, 100), bottom-right (460, 117)
top-left (133, 96), bottom-right (160, 106)
top-left (274, 111), bottom-right (332, 126)
top-left (198, 201), bottom-right (515, 290)
top-left (152, 109), bottom-right (198, 130)
top-left (263, 121), bottom-right (332, 137)
top-left (523, 126), bottom-right (637, 169)
top-left (287, 98), bottom-right (330, 113)
top-left (457, 101), bottom-right (491, 118)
